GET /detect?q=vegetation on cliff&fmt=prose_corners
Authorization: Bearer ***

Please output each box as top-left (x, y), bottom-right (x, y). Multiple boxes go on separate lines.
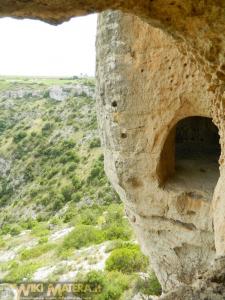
top-left (0, 76), bottom-right (161, 299)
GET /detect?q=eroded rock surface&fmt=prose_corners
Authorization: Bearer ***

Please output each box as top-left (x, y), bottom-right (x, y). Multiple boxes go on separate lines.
top-left (96, 11), bottom-right (225, 293)
top-left (0, 84), bottom-right (95, 101)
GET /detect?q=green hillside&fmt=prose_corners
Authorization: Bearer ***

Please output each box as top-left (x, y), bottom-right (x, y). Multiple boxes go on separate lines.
top-left (0, 76), bottom-right (161, 299)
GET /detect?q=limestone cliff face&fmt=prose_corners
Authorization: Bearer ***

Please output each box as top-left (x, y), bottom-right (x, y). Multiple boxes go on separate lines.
top-left (96, 11), bottom-right (224, 293)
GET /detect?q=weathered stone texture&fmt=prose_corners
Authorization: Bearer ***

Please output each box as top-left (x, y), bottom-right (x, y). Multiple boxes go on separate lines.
top-left (96, 11), bottom-right (225, 293)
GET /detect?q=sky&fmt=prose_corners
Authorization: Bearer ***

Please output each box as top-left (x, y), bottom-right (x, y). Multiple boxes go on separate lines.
top-left (0, 14), bottom-right (97, 77)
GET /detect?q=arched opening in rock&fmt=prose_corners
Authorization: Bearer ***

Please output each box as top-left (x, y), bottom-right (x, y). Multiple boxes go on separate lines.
top-left (158, 116), bottom-right (220, 198)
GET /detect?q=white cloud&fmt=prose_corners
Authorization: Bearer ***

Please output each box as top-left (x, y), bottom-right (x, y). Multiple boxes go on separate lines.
top-left (0, 14), bottom-right (97, 77)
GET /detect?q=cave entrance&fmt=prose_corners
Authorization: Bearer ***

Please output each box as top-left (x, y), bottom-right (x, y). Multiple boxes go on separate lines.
top-left (158, 117), bottom-right (220, 198)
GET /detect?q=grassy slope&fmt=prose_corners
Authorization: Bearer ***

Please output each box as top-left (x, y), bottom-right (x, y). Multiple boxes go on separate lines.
top-left (0, 76), bottom-right (110, 221)
top-left (0, 77), bottom-right (161, 299)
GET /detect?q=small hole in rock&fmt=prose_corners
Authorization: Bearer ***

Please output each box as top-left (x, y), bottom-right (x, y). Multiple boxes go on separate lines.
top-left (111, 101), bottom-right (117, 107)
top-left (121, 133), bottom-right (127, 139)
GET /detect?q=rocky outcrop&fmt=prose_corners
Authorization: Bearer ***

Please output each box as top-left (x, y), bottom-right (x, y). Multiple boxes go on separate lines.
top-left (49, 84), bottom-right (95, 101)
top-left (96, 11), bottom-right (224, 293)
top-left (0, 84), bottom-right (95, 101)
top-left (159, 256), bottom-right (225, 299)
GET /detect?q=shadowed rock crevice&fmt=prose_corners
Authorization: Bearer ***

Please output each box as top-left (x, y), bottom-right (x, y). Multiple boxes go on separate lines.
top-left (159, 117), bottom-right (221, 200)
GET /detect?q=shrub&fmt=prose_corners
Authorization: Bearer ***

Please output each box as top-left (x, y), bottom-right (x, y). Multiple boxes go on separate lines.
top-left (85, 270), bottom-right (105, 288)
top-left (39, 194), bottom-right (51, 206)
top-left (0, 237), bottom-right (5, 249)
top-left (40, 146), bottom-right (62, 159)
top-left (50, 216), bottom-right (62, 226)
top-left (0, 179), bottom-right (13, 199)
top-left (71, 192), bottom-right (82, 203)
top-left (52, 194), bottom-right (65, 211)
top-left (31, 222), bottom-right (50, 237)
top-left (86, 115), bottom-right (97, 130)
top-left (71, 176), bottom-right (82, 189)
top-left (100, 271), bottom-right (130, 300)
top-left (62, 225), bottom-right (105, 249)
top-left (36, 214), bottom-right (49, 222)
top-left (78, 208), bottom-right (102, 226)
top-left (1, 224), bottom-right (22, 236)
top-left (135, 271), bottom-right (162, 296)
top-left (145, 271), bottom-right (162, 296)
top-left (30, 131), bottom-right (37, 137)
top-left (24, 165), bottom-right (34, 182)
top-left (104, 204), bottom-right (124, 225)
top-left (89, 137), bottom-right (101, 148)
top-left (38, 237), bottom-right (48, 244)
top-left (41, 122), bottom-right (54, 135)
top-left (46, 168), bottom-right (58, 179)
top-left (105, 240), bottom-right (125, 253)
top-left (5, 262), bottom-right (41, 283)
top-left (43, 90), bottom-right (50, 98)
top-left (65, 162), bottom-right (77, 173)
top-left (79, 271), bottom-right (132, 300)
top-left (61, 184), bottom-right (74, 202)
top-left (62, 140), bottom-right (76, 149)
top-left (87, 156), bottom-right (105, 184)
top-left (29, 187), bottom-right (39, 198)
top-left (84, 271), bottom-right (131, 300)
top-left (58, 248), bottom-right (74, 259)
top-left (21, 218), bottom-right (38, 230)
top-left (105, 247), bottom-right (148, 273)
top-left (20, 243), bottom-right (55, 260)
top-left (13, 131), bottom-right (27, 143)
top-left (14, 144), bottom-right (28, 159)
top-left (9, 224), bottom-right (22, 236)
top-left (59, 150), bottom-right (80, 164)
top-left (101, 204), bottom-right (130, 236)
top-left (62, 206), bottom-right (77, 223)
top-left (52, 199), bottom-right (63, 210)
top-left (1, 224), bottom-right (11, 235)
top-left (104, 224), bottom-right (131, 241)
top-left (0, 119), bottom-right (7, 134)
